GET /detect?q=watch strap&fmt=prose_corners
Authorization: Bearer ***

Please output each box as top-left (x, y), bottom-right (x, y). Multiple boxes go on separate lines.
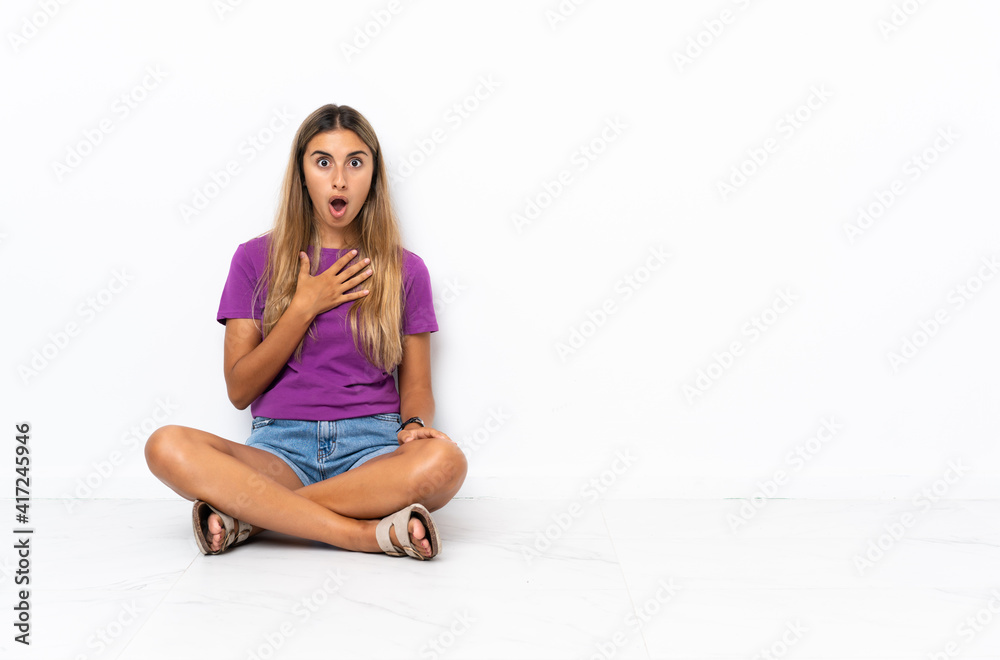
top-left (398, 416), bottom-right (425, 432)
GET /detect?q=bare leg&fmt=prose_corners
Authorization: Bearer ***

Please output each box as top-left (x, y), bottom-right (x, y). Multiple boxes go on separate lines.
top-left (295, 435), bottom-right (468, 518)
top-left (144, 424), bottom-right (467, 555)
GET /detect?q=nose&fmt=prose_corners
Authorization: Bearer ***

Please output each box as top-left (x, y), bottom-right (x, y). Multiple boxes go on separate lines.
top-left (331, 164), bottom-right (347, 189)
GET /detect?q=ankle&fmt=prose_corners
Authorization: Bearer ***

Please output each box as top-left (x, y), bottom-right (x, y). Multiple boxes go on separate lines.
top-left (355, 519), bottom-right (381, 553)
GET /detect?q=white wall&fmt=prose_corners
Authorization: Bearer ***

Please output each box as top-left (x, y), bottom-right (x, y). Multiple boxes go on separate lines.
top-left (4, 0), bottom-right (998, 502)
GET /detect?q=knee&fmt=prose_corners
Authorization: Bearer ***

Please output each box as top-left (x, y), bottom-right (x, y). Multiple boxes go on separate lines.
top-left (409, 438), bottom-right (468, 505)
top-left (144, 425), bottom-right (192, 475)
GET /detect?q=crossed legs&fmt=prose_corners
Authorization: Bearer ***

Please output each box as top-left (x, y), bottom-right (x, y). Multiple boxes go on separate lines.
top-left (144, 424), bottom-right (468, 556)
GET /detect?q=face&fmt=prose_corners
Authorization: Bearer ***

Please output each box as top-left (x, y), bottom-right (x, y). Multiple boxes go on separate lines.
top-left (301, 128), bottom-right (374, 248)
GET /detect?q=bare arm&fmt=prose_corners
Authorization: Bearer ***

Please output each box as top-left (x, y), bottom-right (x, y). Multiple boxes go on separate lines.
top-left (223, 249), bottom-right (374, 410)
top-left (396, 332), bottom-right (450, 443)
top-left (223, 310), bottom-right (312, 410)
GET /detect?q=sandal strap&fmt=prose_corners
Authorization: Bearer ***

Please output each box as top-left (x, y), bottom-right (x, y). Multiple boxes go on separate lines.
top-left (189, 500), bottom-right (257, 555)
top-left (210, 505), bottom-right (253, 552)
top-left (375, 509), bottom-right (407, 556)
top-left (376, 505), bottom-right (423, 558)
top-left (232, 517), bottom-right (252, 545)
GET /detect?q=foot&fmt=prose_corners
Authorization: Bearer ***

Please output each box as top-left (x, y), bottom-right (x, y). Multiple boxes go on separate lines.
top-left (206, 512), bottom-right (226, 552)
top-left (393, 515), bottom-right (433, 558)
top-left (365, 513), bottom-right (432, 557)
top-left (205, 511), bottom-right (260, 553)
top-left (208, 510), bottom-right (431, 556)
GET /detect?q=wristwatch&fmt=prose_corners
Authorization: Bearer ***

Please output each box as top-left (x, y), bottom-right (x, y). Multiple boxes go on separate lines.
top-left (398, 416), bottom-right (425, 432)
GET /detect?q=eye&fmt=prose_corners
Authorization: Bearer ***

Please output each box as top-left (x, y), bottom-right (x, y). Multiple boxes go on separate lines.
top-left (318, 158), bottom-right (330, 167)
top-left (350, 157), bottom-right (362, 167)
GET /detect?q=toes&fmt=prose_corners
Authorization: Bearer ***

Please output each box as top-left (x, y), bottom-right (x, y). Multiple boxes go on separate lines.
top-left (408, 516), bottom-right (430, 556)
top-left (207, 513), bottom-right (224, 552)
top-left (385, 515), bottom-right (432, 557)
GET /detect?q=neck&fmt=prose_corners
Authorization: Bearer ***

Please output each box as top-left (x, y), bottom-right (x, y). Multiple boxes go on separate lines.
top-left (315, 224), bottom-right (358, 250)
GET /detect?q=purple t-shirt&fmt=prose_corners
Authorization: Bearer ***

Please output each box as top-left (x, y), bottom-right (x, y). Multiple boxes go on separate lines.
top-left (216, 234), bottom-right (438, 421)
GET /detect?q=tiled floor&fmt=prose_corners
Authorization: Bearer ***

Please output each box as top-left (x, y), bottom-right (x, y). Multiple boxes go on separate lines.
top-left (2, 498), bottom-right (998, 659)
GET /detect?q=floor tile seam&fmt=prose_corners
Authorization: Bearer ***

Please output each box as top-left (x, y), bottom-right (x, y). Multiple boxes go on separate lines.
top-left (111, 550), bottom-right (203, 659)
top-left (598, 501), bottom-right (655, 660)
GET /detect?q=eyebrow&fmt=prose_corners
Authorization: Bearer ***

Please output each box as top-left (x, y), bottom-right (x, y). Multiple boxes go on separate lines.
top-left (309, 149), bottom-right (369, 158)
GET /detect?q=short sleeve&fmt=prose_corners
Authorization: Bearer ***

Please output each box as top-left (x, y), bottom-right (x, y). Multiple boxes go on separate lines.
top-left (402, 251), bottom-right (439, 335)
top-left (216, 243), bottom-right (264, 325)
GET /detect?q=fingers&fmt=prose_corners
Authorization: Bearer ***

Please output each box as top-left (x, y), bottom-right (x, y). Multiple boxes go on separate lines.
top-left (419, 426), bottom-right (449, 441)
top-left (329, 249), bottom-right (364, 277)
top-left (346, 266), bottom-right (373, 289)
top-left (296, 249), bottom-right (375, 312)
top-left (397, 428), bottom-right (451, 445)
top-left (317, 251), bottom-right (372, 283)
top-left (310, 249), bottom-right (358, 279)
top-left (342, 258), bottom-right (372, 281)
top-left (397, 429), bottom-right (418, 444)
top-left (332, 249), bottom-right (359, 266)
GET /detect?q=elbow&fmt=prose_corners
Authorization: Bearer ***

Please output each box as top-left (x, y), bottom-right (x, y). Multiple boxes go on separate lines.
top-left (226, 383), bottom-right (252, 411)
top-left (231, 393), bottom-right (252, 411)
top-left (224, 367), bottom-right (254, 410)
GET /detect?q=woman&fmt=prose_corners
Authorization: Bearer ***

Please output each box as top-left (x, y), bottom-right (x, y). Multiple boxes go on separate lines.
top-left (145, 104), bottom-right (467, 560)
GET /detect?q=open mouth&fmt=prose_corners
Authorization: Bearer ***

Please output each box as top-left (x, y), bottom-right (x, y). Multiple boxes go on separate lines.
top-left (330, 197), bottom-right (348, 217)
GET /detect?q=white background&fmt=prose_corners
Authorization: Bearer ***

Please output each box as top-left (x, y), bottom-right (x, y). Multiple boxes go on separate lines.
top-left (3, 0), bottom-right (999, 503)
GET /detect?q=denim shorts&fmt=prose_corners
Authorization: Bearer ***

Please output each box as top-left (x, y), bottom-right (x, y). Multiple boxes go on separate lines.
top-left (245, 413), bottom-right (402, 487)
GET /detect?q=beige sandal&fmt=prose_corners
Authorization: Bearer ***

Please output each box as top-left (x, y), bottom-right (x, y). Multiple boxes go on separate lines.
top-left (192, 500), bottom-right (253, 555)
top-left (376, 503), bottom-right (441, 560)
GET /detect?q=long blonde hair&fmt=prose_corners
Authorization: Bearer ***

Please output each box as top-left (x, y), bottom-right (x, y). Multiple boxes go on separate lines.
top-left (251, 104), bottom-right (404, 372)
